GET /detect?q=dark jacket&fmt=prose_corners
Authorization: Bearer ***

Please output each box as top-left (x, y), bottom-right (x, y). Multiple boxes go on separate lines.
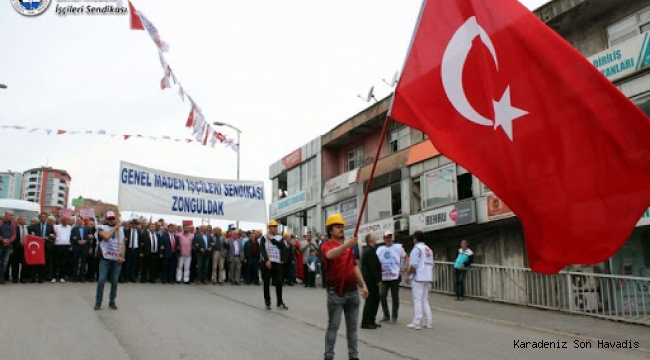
top-left (192, 233), bottom-right (215, 255)
top-left (160, 231), bottom-right (180, 259)
top-left (260, 234), bottom-right (287, 264)
top-left (71, 225), bottom-right (93, 251)
top-left (361, 246), bottom-right (382, 286)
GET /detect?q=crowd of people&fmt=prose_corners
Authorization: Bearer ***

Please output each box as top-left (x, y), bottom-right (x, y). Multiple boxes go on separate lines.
top-left (0, 212), bottom-right (327, 288)
top-left (0, 210), bottom-right (473, 360)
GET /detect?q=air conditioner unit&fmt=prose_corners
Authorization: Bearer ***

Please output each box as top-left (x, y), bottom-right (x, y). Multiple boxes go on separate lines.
top-left (573, 292), bottom-right (600, 311)
top-left (394, 218), bottom-right (408, 232)
top-left (569, 266), bottom-right (598, 291)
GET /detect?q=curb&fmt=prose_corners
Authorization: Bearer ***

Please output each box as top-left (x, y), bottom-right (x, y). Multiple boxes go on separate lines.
top-left (399, 299), bottom-right (650, 354)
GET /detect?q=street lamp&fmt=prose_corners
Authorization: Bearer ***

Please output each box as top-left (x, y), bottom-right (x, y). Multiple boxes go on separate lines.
top-left (213, 121), bottom-right (242, 229)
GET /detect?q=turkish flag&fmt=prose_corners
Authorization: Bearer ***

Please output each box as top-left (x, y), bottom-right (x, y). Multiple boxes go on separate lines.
top-left (24, 235), bottom-right (45, 266)
top-left (390, 0), bottom-right (650, 273)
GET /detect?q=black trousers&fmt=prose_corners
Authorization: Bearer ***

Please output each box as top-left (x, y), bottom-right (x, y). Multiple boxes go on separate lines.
top-left (247, 259), bottom-right (260, 285)
top-left (141, 256), bottom-right (159, 282)
top-left (262, 263), bottom-right (284, 306)
top-left (162, 257), bottom-right (176, 283)
top-left (362, 282), bottom-right (381, 325)
top-left (11, 245), bottom-right (26, 282)
top-left (124, 248), bottom-right (139, 281)
top-left (454, 268), bottom-right (467, 298)
top-left (53, 245), bottom-right (69, 280)
top-left (381, 279), bottom-right (401, 319)
top-left (74, 246), bottom-right (91, 280)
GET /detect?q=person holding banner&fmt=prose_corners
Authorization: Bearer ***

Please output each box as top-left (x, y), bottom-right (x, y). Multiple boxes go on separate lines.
top-left (94, 211), bottom-right (124, 311)
top-left (259, 220), bottom-right (288, 311)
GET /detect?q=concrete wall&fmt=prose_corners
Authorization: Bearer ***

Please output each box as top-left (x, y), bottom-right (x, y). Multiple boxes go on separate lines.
top-left (536, 0), bottom-right (650, 57)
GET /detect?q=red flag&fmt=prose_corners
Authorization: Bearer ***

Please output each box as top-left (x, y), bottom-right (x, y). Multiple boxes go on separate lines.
top-left (24, 235), bottom-right (45, 265)
top-left (390, 0), bottom-right (650, 273)
top-left (129, 1), bottom-right (144, 30)
top-left (186, 109), bottom-right (195, 128)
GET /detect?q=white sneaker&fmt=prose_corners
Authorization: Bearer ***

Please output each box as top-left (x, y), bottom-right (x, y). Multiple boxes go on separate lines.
top-left (406, 323), bottom-right (421, 330)
top-left (425, 324), bottom-right (433, 329)
top-left (51, 279), bottom-right (56, 283)
top-left (60, 279), bottom-right (66, 283)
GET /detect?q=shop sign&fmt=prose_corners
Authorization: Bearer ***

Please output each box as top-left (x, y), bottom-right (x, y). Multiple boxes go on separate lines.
top-left (588, 32), bottom-right (650, 82)
top-left (410, 200), bottom-right (475, 233)
top-left (275, 191), bottom-right (306, 217)
top-left (340, 197), bottom-right (358, 226)
top-left (486, 195), bottom-right (515, 221)
top-left (357, 218), bottom-right (394, 246)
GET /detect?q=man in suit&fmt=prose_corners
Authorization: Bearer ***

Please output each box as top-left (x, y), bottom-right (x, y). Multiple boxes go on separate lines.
top-left (27, 213), bottom-right (55, 283)
top-left (159, 224), bottom-right (179, 284)
top-left (227, 229), bottom-right (243, 285)
top-left (361, 234), bottom-right (383, 329)
top-left (71, 217), bottom-right (94, 283)
top-left (192, 225), bottom-right (214, 285)
top-left (10, 215), bottom-right (28, 283)
top-left (140, 222), bottom-right (161, 283)
top-left (122, 220), bottom-right (141, 283)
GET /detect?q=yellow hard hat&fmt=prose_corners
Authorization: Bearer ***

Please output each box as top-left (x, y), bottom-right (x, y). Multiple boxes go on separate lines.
top-left (268, 220), bottom-right (279, 227)
top-left (326, 213), bottom-right (347, 227)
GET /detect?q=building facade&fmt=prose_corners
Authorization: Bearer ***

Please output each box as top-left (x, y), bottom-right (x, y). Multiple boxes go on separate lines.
top-left (0, 171), bottom-right (23, 200)
top-left (22, 166), bottom-right (71, 214)
top-left (72, 197), bottom-right (118, 220)
top-left (535, 0), bottom-right (650, 279)
top-left (269, 138), bottom-right (322, 237)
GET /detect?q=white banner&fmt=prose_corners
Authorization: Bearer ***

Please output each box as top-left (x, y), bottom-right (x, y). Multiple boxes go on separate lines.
top-left (357, 218), bottom-right (394, 246)
top-left (118, 161), bottom-right (267, 223)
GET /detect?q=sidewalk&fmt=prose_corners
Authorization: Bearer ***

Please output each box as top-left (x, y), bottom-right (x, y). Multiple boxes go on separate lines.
top-left (397, 287), bottom-right (650, 350)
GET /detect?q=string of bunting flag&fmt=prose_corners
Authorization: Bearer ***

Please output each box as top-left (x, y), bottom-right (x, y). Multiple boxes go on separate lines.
top-left (0, 124), bottom-right (233, 148)
top-left (128, 1), bottom-right (239, 152)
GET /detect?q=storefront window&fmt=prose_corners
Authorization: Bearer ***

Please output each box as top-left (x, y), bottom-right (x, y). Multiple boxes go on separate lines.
top-left (287, 166), bottom-right (301, 196)
top-left (286, 214), bottom-right (303, 238)
top-left (421, 164), bottom-right (457, 209)
top-left (367, 187), bottom-right (392, 222)
top-left (302, 157), bottom-right (319, 202)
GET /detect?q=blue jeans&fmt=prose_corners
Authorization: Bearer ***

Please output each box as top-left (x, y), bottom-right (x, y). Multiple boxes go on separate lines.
top-left (95, 259), bottom-right (122, 305)
top-left (0, 247), bottom-right (11, 281)
top-left (325, 289), bottom-right (359, 359)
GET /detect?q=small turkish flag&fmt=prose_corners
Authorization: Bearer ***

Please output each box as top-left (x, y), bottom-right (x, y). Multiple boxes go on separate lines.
top-left (390, 0), bottom-right (650, 273)
top-left (24, 235), bottom-right (45, 266)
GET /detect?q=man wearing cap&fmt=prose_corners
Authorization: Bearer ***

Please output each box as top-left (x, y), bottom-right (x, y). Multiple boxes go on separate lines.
top-left (321, 214), bottom-right (368, 360)
top-left (259, 220), bottom-right (288, 310)
top-left (94, 211), bottom-right (124, 311)
top-left (376, 229), bottom-right (409, 325)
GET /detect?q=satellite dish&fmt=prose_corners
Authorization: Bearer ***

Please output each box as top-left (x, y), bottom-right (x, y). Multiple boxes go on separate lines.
top-left (382, 71), bottom-right (400, 87)
top-left (357, 85), bottom-right (378, 102)
top-left (391, 71), bottom-right (400, 86)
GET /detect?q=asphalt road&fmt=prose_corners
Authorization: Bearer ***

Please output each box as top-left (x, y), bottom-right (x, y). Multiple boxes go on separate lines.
top-left (1, 282), bottom-right (648, 360)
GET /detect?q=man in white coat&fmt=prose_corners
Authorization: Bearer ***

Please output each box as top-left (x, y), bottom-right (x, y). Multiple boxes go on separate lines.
top-left (405, 230), bottom-right (434, 330)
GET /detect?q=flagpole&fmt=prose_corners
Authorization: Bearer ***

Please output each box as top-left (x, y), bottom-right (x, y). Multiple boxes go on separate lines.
top-left (353, 116), bottom-right (390, 238)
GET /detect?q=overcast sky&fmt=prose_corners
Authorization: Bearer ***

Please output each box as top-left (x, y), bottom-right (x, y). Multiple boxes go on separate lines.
top-left (0, 0), bottom-right (551, 230)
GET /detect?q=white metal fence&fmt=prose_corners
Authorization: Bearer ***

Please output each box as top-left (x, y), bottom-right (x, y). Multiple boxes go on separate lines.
top-left (428, 262), bottom-right (650, 325)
